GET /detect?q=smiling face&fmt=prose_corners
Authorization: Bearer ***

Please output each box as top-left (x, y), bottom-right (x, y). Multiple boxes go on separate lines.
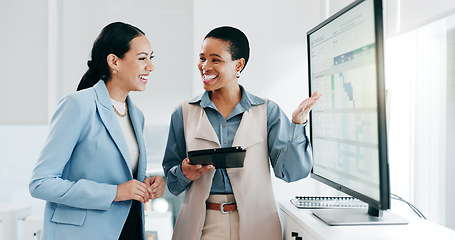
top-left (108, 35), bottom-right (154, 97)
top-left (198, 37), bottom-right (243, 92)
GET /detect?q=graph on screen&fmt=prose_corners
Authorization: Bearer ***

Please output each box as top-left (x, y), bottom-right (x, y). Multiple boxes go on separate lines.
top-left (309, 0), bottom-right (380, 200)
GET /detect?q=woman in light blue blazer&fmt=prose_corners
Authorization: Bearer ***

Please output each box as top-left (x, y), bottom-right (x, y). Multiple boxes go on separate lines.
top-left (29, 22), bottom-right (165, 240)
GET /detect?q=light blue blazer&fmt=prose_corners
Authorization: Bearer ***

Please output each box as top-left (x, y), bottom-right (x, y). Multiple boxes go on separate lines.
top-left (29, 80), bottom-right (147, 240)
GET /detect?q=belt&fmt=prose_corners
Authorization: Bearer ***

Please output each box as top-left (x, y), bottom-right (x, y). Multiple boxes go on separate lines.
top-left (206, 202), bottom-right (237, 214)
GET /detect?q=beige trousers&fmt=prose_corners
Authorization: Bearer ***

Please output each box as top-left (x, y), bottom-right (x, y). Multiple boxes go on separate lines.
top-left (201, 194), bottom-right (240, 240)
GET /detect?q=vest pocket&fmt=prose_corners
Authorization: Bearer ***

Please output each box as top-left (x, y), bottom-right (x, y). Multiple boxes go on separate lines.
top-left (51, 204), bottom-right (87, 226)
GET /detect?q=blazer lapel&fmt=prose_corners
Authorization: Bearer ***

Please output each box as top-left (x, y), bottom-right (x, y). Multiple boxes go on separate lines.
top-left (126, 96), bottom-right (146, 181)
top-left (233, 107), bottom-right (266, 149)
top-left (93, 81), bottom-right (132, 175)
top-left (193, 108), bottom-right (220, 146)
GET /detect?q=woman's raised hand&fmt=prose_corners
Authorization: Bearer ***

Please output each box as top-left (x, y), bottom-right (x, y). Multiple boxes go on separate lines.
top-left (292, 92), bottom-right (322, 124)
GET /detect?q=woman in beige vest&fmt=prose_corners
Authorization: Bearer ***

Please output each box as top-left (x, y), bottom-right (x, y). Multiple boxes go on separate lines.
top-left (162, 26), bottom-right (321, 240)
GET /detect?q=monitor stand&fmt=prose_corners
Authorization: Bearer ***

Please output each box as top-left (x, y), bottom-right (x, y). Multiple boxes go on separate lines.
top-left (311, 208), bottom-right (409, 226)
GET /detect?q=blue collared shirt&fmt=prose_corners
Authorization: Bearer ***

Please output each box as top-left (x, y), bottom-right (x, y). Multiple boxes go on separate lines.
top-left (162, 85), bottom-right (313, 195)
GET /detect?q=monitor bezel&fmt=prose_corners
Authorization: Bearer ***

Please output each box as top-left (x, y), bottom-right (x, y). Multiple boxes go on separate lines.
top-left (307, 0), bottom-right (390, 212)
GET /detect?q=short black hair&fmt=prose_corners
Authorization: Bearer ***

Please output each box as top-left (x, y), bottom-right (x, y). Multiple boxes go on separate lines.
top-left (204, 26), bottom-right (250, 72)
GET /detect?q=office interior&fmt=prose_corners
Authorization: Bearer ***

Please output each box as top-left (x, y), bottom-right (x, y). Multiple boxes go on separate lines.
top-left (1, 0), bottom-right (454, 239)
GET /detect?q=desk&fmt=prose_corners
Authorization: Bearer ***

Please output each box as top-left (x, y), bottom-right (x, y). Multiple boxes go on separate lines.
top-left (0, 204), bottom-right (31, 240)
top-left (279, 200), bottom-right (455, 240)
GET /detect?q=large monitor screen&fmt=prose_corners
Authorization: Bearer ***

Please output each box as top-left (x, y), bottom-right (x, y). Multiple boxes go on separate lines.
top-left (309, 0), bottom-right (381, 204)
top-left (307, 0), bottom-right (407, 225)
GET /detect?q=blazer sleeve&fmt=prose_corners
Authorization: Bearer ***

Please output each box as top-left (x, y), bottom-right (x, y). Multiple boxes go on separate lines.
top-left (29, 94), bottom-right (117, 210)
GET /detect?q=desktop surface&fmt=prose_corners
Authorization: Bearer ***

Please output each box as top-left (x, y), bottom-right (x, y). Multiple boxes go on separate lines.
top-left (279, 200), bottom-right (455, 240)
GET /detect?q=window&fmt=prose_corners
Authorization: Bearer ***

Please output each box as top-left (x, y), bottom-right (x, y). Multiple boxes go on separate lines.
top-left (385, 12), bottom-right (455, 229)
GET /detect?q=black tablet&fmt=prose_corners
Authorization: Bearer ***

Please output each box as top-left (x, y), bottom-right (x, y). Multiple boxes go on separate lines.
top-left (187, 147), bottom-right (246, 169)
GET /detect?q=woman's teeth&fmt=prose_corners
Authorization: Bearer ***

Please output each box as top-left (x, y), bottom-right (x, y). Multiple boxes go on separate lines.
top-left (204, 75), bottom-right (217, 80)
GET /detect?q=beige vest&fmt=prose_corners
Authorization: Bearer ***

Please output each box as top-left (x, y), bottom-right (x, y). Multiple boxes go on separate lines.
top-left (171, 101), bottom-right (282, 240)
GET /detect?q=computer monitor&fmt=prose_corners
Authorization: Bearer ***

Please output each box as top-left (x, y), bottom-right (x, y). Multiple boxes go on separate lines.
top-left (307, 0), bottom-right (407, 225)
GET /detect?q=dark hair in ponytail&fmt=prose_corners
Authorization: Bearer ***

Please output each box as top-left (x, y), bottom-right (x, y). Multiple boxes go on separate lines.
top-left (77, 22), bottom-right (145, 91)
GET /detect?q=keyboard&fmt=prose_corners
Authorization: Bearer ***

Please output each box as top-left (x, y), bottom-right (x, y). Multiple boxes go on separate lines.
top-left (291, 196), bottom-right (368, 209)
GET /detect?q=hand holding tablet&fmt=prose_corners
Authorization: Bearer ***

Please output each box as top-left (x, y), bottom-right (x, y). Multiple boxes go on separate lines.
top-left (187, 147), bottom-right (246, 169)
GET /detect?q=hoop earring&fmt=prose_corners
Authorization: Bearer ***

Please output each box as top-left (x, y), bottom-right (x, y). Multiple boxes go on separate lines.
top-left (235, 71), bottom-right (241, 78)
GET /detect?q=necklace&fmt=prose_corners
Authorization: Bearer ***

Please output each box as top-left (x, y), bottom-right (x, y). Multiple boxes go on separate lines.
top-left (113, 102), bottom-right (128, 117)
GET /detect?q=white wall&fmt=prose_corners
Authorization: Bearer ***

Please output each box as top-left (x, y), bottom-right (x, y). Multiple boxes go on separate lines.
top-left (447, 27), bottom-right (455, 230)
top-left (0, 0), bottom-right (194, 126)
top-left (0, 0), bottom-right (48, 124)
top-left (398, 0), bottom-right (455, 34)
